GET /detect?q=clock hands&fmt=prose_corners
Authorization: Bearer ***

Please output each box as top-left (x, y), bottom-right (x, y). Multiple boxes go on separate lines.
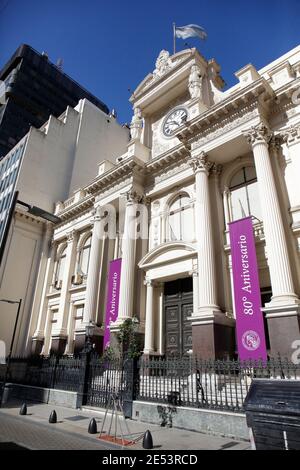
top-left (163, 109), bottom-right (188, 136)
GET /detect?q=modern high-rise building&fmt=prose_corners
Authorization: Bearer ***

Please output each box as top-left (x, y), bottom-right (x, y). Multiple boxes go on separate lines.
top-left (0, 44), bottom-right (109, 158)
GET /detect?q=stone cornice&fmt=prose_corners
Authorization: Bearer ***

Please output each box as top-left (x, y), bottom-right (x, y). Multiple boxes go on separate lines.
top-left (57, 195), bottom-right (95, 222)
top-left (55, 157), bottom-right (146, 222)
top-left (176, 78), bottom-right (273, 144)
top-left (15, 208), bottom-right (45, 228)
top-left (86, 157), bottom-right (145, 194)
top-left (145, 143), bottom-right (188, 173)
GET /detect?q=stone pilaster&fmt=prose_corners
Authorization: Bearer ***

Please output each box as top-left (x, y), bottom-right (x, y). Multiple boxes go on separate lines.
top-left (31, 224), bottom-right (55, 354)
top-left (189, 267), bottom-right (199, 318)
top-left (157, 282), bottom-right (164, 355)
top-left (52, 230), bottom-right (78, 353)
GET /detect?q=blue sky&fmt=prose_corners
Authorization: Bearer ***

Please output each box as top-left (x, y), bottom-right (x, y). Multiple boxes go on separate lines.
top-left (1, 0), bottom-right (300, 124)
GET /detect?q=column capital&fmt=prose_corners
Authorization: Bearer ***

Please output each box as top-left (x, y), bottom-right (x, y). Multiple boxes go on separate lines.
top-left (144, 277), bottom-right (153, 287)
top-left (188, 151), bottom-right (213, 175)
top-left (90, 205), bottom-right (104, 225)
top-left (189, 269), bottom-right (198, 278)
top-left (269, 134), bottom-right (283, 153)
top-left (211, 163), bottom-right (223, 177)
top-left (66, 230), bottom-right (77, 244)
top-left (269, 135), bottom-right (287, 171)
top-left (243, 122), bottom-right (272, 147)
top-left (124, 188), bottom-right (144, 205)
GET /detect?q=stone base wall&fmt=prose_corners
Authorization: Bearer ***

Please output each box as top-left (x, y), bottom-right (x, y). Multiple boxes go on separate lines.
top-left (132, 400), bottom-right (249, 441)
top-left (2, 383), bottom-right (83, 409)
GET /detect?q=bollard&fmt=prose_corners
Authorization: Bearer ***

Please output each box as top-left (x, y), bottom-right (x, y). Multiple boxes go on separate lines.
top-left (49, 410), bottom-right (57, 424)
top-left (19, 403), bottom-right (27, 416)
top-left (142, 430), bottom-right (153, 449)
top-left (88, 418), bottom-right (97, 434)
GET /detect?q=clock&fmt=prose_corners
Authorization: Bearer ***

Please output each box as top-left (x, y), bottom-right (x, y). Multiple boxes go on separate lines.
top-left (162, 108), bottom-right (188, 137)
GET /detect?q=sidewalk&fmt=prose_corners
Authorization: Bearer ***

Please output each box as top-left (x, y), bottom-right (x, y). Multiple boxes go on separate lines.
top-left (0, 400), bottom-right (250, 450)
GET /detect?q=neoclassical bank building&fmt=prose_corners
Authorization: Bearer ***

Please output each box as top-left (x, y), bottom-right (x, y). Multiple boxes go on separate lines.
top-left (28, 46), bottom-right (300, 360)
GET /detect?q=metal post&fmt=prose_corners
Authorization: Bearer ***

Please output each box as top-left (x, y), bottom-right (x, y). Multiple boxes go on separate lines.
top-left (173, 22), bottom-right (176, 55)
top-left (0, 298), bottom-right (22, 407)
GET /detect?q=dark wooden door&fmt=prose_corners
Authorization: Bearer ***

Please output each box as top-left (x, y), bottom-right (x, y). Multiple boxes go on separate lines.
top-left (164, 278), bottom-right (193, 356)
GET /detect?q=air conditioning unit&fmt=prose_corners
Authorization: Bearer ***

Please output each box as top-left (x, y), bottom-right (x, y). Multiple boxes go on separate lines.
top-left (71, 273), bottom-right (83, 285)
top-left (54, 279), bottom-right (62, 290)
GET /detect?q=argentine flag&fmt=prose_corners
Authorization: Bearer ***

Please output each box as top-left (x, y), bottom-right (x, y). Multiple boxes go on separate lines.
top-left (175, 24), bottom-right (207, 41)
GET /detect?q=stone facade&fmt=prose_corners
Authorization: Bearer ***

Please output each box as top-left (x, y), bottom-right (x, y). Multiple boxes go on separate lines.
top-left (28, 46), bottom-right (300, 360)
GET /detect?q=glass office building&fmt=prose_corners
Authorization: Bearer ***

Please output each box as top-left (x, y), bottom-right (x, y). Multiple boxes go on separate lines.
top-left (0, 137), bottom-right (26, 247)
top-left (0, 44), bottom-right (109, 158)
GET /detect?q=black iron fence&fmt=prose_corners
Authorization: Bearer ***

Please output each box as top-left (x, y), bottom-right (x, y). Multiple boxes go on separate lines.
top-left (137, 357), bottom-right (300, 412)
top-left (85, 355), bottom-right (124, 408)
top-left (0, 355), bottom-right (86, 392)
top-left (1, 355), bottom-right (300, 413)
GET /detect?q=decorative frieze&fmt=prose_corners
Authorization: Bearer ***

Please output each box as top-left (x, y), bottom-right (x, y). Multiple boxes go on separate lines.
top-left (152, 159), bottom-right (190, 185)
top-left (192, 104), bottom-right (258, 149)
top-left (283, 124), bottom-right (300, 146)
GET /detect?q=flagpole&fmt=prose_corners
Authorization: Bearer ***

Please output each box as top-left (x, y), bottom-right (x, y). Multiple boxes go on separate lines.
top-left (173, 22), bottom-right (176, 55)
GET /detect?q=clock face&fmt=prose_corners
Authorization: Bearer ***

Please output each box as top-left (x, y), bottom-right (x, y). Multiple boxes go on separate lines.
top-left (163, 108), bottom-right (188, 137)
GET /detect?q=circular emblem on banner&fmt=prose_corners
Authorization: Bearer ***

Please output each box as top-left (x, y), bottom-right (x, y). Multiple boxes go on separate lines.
top-left (242, 330), bottom-right (261, 351)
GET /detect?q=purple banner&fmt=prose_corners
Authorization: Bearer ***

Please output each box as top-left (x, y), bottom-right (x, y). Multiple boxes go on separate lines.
top-left (103, 258), bottom-right (122, 349)
top-left (229, 217), bottom-right (267, 361)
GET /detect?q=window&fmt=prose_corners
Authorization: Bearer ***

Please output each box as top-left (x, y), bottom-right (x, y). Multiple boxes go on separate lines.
top-left (78, 235), bottom-right (91, 275)
top-left (229, 167), bottom-right (262, 222)
top-left (74, 306), bottom-right (84, 330)
top-left (45, 309), bottom-right (58, 355)
top-left (168, 194), bottom-right (194, 242)
top-left (55, 246), bottom-right (67, 286)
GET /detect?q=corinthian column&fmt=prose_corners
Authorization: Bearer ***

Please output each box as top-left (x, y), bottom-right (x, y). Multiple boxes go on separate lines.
top-left (188, 152), bottom-right (221, 315)
top-left (188, 152), bottom-right (234, 359)
top-left (117, 189), bottom-right (140, 322)
top-left (243, 123), bottom-right (299, 306)
top-left (82, 205), bottom-right (104, 325)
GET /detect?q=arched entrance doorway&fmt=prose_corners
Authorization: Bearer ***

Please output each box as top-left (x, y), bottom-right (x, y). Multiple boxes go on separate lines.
top-left (138, 242), bottom-right (197, 356)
